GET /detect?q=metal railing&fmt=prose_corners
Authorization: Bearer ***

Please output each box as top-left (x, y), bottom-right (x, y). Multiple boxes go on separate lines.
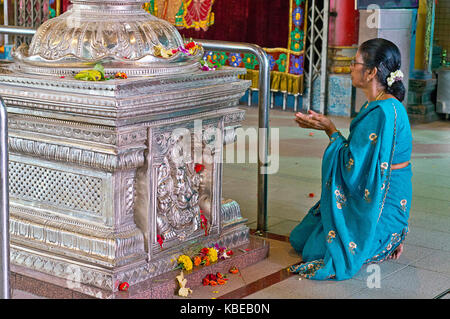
top-left (0, 97), bottom-right (10, 299)
top-left (0, 25), bottom-right (38, 36)
top-left (197, 40), bottom-right (271, 234)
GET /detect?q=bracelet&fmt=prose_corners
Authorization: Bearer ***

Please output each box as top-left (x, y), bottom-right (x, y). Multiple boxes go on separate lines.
top-left (329, 131), bottom-right (342, 142)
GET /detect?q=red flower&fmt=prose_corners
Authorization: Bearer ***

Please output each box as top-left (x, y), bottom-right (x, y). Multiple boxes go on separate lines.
top-left (118, 282), bottom-right (129, 291)
top-left (194, 163), bottom-right (205, 173)
top-left (200, 214), bottom-right (208, 236)
top-left (226, 250), bottom-right (234, 256)
top-left (185, 42), bottom-right (196, 49)
top-left (207, 274), bottom-right (217, 281)
top-left (157, 234), bottom-right (164, 248)
top-left (200, 248), bottom-right (209, 256)
top-left (202, 278), bottom-right (210, 286)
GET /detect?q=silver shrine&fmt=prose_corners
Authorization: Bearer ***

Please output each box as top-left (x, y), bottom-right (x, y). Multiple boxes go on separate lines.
top-left (0, 0), bottom-right (251, 292)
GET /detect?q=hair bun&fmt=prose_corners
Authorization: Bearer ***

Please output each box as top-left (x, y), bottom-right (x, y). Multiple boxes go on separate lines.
top-left (386, 78), bottom-right (405, 102)
top-left (359, 38), bottom-right (405, 102)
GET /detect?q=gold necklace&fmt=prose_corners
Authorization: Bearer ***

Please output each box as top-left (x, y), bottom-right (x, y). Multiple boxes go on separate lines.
top-left (375, 91), bottom-right (385, 101)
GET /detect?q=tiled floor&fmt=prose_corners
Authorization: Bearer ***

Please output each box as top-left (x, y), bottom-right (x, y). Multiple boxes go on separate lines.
top-left (10, 105), bottom-right (450, 299)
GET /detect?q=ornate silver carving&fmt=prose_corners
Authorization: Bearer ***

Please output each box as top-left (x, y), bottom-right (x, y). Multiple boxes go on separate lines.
top-left (221, 199), bottom-right (246, 226)
top-left (155, 131), bottom-right (201, 242)
top-left (12, 1), bottom-right (204, 77)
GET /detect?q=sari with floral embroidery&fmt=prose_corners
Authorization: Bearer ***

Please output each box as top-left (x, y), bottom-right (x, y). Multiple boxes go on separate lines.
top-left (289, 98), bottom-right (412, 280)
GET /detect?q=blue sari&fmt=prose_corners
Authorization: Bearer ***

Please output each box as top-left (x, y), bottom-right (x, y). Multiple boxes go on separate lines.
top-left (289, 98), bottom-right (412, 280)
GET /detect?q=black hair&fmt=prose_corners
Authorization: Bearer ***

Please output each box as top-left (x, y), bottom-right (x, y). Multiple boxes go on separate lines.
top-left (359, 38), bottom-right (406, 102)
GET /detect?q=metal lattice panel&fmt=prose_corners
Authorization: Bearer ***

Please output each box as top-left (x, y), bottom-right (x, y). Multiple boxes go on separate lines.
top-left (8, 161), bottom-right (103, 215)
top-left (14, 0), bottom-right (50, 45)
top-left (304, 0), bottom-right (330, 113)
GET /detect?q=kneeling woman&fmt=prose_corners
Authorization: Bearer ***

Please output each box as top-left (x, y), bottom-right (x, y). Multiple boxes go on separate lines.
top-left (289, 38), bottom-right (412, 280)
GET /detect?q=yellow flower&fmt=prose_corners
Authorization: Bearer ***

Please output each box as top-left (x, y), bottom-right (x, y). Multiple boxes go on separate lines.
top-left (177, 255), bottom-right (193, 271)
top-left (207, 248), bottom-right (218, 263)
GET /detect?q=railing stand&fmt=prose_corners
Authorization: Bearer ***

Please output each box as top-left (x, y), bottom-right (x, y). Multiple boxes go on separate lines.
top-left (197, 40), bottom-right (271, 234)
top-left (0, 97), bottom-right (10, 299)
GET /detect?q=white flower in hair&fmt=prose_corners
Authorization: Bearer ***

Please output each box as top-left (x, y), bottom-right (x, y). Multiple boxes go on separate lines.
top-left (387, 70), bottom-right (404, 87)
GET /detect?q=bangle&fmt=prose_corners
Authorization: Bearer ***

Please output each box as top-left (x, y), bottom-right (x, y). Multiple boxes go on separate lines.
top-left (329, 131), bottom-right (342, 142)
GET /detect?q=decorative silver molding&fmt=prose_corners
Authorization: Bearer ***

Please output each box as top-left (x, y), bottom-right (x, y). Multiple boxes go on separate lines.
top-left (0, 74), bottom-right (250, 126)
top-left (8, 115), bottom-right (148, 147)
top-left (8, 136), bottom-right (145, 171)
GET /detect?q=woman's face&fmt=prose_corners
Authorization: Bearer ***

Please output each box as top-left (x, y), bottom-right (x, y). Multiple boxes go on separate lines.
top-left (350, 50), bottom-right (369, 89)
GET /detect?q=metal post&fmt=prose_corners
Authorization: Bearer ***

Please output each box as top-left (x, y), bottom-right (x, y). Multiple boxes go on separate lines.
top-left (320, 0), bottom-right (330, 114)
top-left (0, 97), bottom-right (10, 299)
top-left (306, 0), bottom-right (316, 111)
top-left (3, 0), bottom-right (8, 44)
top-left (196, 39), bottom-right (271, 234)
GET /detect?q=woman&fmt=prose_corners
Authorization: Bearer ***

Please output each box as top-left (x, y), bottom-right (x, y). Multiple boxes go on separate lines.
top-left (289, 38), bottom-right (412, 280)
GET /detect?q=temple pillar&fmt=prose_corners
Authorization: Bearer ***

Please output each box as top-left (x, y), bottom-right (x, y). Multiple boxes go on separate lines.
top-left (327, 0), bottom-right (359, 117)
top-left (407, 0), bottom-right (439, 123)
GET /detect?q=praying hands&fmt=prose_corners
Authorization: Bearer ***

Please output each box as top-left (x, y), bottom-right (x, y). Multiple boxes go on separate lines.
top-left (294, 110), bottom-right (338, 137)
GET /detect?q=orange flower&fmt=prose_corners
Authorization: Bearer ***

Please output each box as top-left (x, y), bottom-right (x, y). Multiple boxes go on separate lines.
top-left (209, 280), bottom-right (217, 286)
top-left (229, 266), bottom-right (239, 274)
top-left (217, 278), bottom-right (226, 285)
top-left (115, 72), bottom-right (127, 79)
top-left (202, 256), bottom-right (210, 266)
top-left (194, 256), bottom-right (202, 266)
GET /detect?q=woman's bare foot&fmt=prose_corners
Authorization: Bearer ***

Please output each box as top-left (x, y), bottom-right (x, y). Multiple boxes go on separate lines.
top-left (389, 243), bottom-right (404, 260)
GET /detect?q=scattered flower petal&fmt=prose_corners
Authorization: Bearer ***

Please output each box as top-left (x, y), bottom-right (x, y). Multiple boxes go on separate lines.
top-left (118, 282), bottom-right (129, 291)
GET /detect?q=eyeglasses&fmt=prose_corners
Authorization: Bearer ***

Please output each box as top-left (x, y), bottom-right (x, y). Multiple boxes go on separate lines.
top-left (350, 59), bottom-right (367, 67)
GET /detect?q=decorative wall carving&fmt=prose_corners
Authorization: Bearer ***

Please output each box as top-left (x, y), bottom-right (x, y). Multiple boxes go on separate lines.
top-left (155, 129), bottom-right (202, 241)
